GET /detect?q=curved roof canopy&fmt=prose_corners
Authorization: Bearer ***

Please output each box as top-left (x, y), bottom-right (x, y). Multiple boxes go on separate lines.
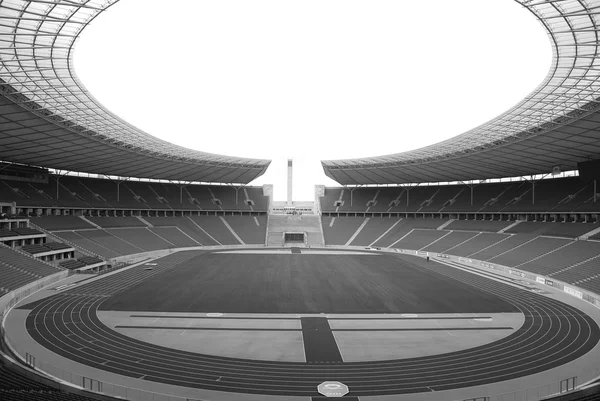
top-left (0, 0), bottom-right (270, 184)
top-left (323, 0), bottom-right (600, 185)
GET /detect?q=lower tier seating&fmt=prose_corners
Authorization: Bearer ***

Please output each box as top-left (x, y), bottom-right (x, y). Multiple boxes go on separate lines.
top-left (325, 216), bottom-right (600, 296)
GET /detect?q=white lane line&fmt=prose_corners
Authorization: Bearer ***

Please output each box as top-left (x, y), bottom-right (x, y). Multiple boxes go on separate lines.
top-left (152, 311), bottom-right (166, 324)
top-left (181, 320), bottom-right (193, 336)
top-left (435, 321), bottom-right (453, 336)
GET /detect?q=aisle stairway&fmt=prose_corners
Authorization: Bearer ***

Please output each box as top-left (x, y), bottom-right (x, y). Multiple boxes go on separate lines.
top-left (266, 215), bottom-right (325, 247)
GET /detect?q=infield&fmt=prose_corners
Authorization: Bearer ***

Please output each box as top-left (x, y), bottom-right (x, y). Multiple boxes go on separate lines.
top-left (99, 252), bottom-right (519, 314)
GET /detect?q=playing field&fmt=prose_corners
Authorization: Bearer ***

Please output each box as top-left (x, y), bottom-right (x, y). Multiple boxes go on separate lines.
top-left (100, 252), bottom-right (518, 314)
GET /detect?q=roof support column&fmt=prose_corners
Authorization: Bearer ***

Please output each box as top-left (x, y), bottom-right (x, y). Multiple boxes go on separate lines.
top-left (227, 184), bottom-right (247, 206)
top-left (522, 174), bottom-right (550, 205)
top-left (460, 180), bottom-right (486, 207)
top-left (53, 170), bottom-right (70, 200)
top-left (170, 181), bottom-right (192, 204)
top-left (103, 175), bottom-right (128, 203)
top-left (343, 185), bottom-right (362, 207)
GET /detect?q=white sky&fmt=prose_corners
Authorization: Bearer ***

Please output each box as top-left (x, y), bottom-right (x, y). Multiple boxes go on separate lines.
top-left (74, 0), bottom-right (551, 201)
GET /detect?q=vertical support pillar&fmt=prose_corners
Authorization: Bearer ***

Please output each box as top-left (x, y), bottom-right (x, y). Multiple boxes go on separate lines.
top-left (470, 185), bottom-right (474, 206)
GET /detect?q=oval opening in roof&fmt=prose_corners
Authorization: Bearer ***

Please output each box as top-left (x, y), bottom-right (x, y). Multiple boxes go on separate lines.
top-left (75, 0), bottom-right (550, 194)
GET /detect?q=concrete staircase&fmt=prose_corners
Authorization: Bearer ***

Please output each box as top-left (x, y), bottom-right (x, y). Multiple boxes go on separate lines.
top-left (266, 214), bottom-right (325, 247)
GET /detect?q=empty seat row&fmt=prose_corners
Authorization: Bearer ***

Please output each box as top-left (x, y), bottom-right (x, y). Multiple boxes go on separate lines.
top-left (20, 242), bottom-right (71, 255)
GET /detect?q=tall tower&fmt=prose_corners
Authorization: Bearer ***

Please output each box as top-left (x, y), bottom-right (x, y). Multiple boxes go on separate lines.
top-left (287, 159), bottom-right (293, 205)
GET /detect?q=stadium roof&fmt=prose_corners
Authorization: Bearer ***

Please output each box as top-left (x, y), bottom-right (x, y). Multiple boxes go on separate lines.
top-left (0, 0), bottom-right (270, 184)
top-left (323, 0), bottom-right (600, 185)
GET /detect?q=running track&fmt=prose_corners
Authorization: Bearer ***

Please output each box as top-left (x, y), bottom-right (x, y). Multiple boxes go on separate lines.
top-left (18, 251), bottom-right (600, 397)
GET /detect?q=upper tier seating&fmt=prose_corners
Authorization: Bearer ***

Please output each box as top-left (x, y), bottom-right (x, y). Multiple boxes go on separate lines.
top-left (320, 177), bottom-right (600, 213)
top-left (0, 175), bottom-right (269, 212)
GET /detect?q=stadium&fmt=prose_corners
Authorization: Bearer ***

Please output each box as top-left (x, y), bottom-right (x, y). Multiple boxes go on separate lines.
top-left (1, 0), bottom-right (600, 401)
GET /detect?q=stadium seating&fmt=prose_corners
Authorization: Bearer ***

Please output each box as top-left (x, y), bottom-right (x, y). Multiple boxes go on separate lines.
top-left (87, 216), bottom-right (146, 228)
top-left (224, 215), bottom-right (267, 244)
top-left (321, 216), bottom-right (365, 245)
top-left (73, 230), bottom-right (143, 255)
top-left (319, 177), bottom-right (600, 213)
top-left (106, 228), bottom-right (174, 251)
top-left (371, 218), bottom-right (444, 247)
top-left (148, 227), bottom-right (199, 247)
top-left (488, 237), bottom-right (572, 267)
top-left (324, 215), bottom-right (600, 297)
top-left (27, 211), bottom-right (98, 228)
top-left (505, 222), bottom-right (598, 238)
top-left (0, 175), bottom-right (269, 212)
top-left (51, 231), bottom-right (122, 259)
top-left (21, 242), bottom-right (71, 255)
top-left (445, 219), bottom-right (512, 232)
top-left (144, 216), bottom-right (219, 245)
top-left (0, 362), bottom-right (97, 400)
top-left (188, 216), bottom-right (241, 245)
top-left (520, 241), bottom-right (600, 276)
top-left (446, 233), bottom-right (510, 257)
top-left (348, 217), bottom-right (398, 246)
top-left (421, 231), bottom-right (480, 253)
top-left (58, 260), bottom-right (87, 270)
top-left (0, 246), bottom-right (61, 292)
top-left (392, 229), bottom-right (448, 250)
top-left (468, 235), bottom-right (538, 260)
top-left (43, 215), bottom-right (265, 257)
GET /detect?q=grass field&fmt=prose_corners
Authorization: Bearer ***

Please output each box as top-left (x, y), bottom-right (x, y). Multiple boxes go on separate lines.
top-left (99, 252), bottom-right (519, 314)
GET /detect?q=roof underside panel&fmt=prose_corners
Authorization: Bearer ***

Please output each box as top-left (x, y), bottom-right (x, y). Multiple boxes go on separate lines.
top-left (323, 0), bottom-right (600, 185)
top-left (0, 0), bottom-right (269, 184)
